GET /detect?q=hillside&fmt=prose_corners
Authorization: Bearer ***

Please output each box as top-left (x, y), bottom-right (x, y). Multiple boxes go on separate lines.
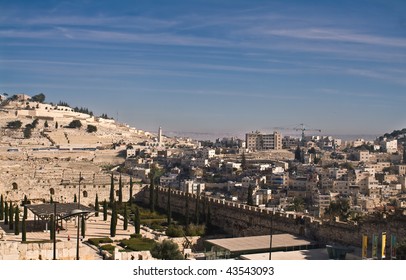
top-left (0, 93), bottom-right (168, 149)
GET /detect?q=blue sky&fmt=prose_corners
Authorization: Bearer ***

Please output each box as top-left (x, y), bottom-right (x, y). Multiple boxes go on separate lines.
top-left (1, 0), bottom-right (405, 140)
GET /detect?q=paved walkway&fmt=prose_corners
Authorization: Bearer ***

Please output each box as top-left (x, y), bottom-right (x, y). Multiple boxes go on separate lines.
top-left (1, 214), bottom-right (139, 243)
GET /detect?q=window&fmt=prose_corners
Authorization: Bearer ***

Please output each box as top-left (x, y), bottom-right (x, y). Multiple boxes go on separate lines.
top-left (12, 182), bottom-right (18, 190)
top-left (50, 188), bottom-right (55, 195)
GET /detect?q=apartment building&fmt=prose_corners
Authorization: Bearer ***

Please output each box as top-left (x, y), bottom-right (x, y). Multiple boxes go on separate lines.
top-left (246, 131), bottom-right (282, 151)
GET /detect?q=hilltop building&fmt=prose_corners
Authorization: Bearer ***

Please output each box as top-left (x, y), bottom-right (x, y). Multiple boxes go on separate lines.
top-left (246, 131), bottom-right (282, 151)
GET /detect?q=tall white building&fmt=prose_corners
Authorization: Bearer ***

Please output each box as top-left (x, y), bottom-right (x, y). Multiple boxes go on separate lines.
top-left (158, 127), bottom-right (162, 143)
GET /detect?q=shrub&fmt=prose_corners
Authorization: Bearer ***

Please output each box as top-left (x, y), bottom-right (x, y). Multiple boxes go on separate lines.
top-left (88, 237), bottom-right (113, 246)
top-left (119, 237), bottom-right (156, 251)
top-left (151, 240), bottom-right (184, 260)
top-left (166, 224), bottom-right (184, 237)
top-left (7, 120), bottom-right (22, 129)
top-left (130, 234), bottom-right (142, 239)
top-left (185, 224), bottom-right (205, 236)
top-left (100, 244), bottom-right (115, 254)
top-left (67, 120), bottom-right (82, 129)
top-left (87, 125), bottom-right (97, 133)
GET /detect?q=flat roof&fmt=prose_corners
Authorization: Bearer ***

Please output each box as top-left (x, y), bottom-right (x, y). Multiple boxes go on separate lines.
top-left (240, 249), bottom-right (330, 260)
top-left (206, 234), bottom-right (315, 253)
top-left (240, 248), bottom-right (362, 260)
top-left (26, 203), bottom-right (94, 220)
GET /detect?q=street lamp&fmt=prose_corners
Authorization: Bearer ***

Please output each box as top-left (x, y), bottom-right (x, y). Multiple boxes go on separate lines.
top-left (62, 209), bottom-right (92, 260)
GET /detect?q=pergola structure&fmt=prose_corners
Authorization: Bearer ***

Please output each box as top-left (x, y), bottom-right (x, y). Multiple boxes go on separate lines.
top-left (26, 203), bottom-right (94, 231)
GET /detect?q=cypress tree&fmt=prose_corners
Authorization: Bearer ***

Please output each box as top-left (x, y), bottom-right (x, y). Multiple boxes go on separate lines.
top-left (94, 194), bottom-right (99, 217)
top-left (103, 200), bottom-right (108, 221)
top-left (9, 203), bottom-right (14, 230)
top-left (403, 146), bottom-right (406, 164)
top-left (110, 202), bottom-right (117, 237)
top-left (23, 205), bottom-right (28, 221)
top-left (134, 207), bottom-right (140, 235)
top-left (23, 195), bottom-right (28, 219)
top-left (0, 194), bottom-right (3, 221)
top-left (74, 194), bottom-right (77, 203)
top-left (185, 189), bottom-right (190, 226)
top-left (4, 201), bottom-right (8, 225)
top-left (50, 214), bottom-right (54, 241)
top-left (149, 184), bottom-right (155, 212)
top-left (22, 214), bottom-right (27, 242)
top-left (123, 204), bottom-right (128, 230)
top-left (167, 188), bottom-right (172, 225)
top-left (247, 184), bottom-right (254, 206)
top-left (50, 196), bottom-right (53, 204)
top-left (81, 216), bottom-right (86, 238)
top-left (241, 152), bottom-right (247, 171)
top-left (195, 186), bottom-right (200, 225)
top-left (14, 207), bottom-right (19, 235)
top-left (109, 173), bottom-right (115, 206)
top-left (118, 174), bottom-right (123, 204)
top-left (129, 176), bottom-right (133, 204)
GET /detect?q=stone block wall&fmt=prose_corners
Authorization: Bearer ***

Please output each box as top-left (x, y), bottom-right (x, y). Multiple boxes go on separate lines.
top-left (0, 241), bottom-right (94, 260)
top-left (137, 187), bottom-right (406, 248)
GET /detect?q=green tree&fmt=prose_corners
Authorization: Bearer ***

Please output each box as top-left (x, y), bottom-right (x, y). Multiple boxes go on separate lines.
top-left (295, 145), bottom-right (302, 162)
top-left (23, 204), bottom-right (28, 220)
top-left (167, 188), bottom-right (172, 225)
top-left (7, 120), bottom-right (22, 129)
top-left (109, 173), bottom-right (115, 206)
top-left (129, 177), bottom-right (133, 204)
top-left (32, 118), bottom-right (39, 128)
top-left (81, 216), bottom-right (86, 238)
top-left (110, 202), bottom-right (117, 237)
top-left (74, 194), bottom-right (77, 203)
top-left (123, 204), bottom-right (128, 230)
top-left (195, 186), bottom-right (200, 225)
top-left (30, 93), bottom-right (45, 103)
top-left (68, 120), bottom-right (82, 129)
top-left (403, 147), bottom-right (406, 164)
top-left (103, 200), bottom-right (108, 221)
top-left (86, 125), bottom-right (97, 133)
top-left (151, 240), bottom-right (184, 260)
top-left (247, 185), bottom-right (254, 206)
top-left (9, 203), bottom-right (14, 230)
top-left (50, 195), bottom-right (53, 204)
top-left (22, 213), bottom-right (27, 242)
top-left (0, 194), bottom-right (3, 221)
top-left (50, 214), bottom-right (54, 241)
top-left (325, 198), bottom-right (351, 221)
top-left (292, 197), bottom-right (305, 212)
top-left (118, 174), bottom-right (123, 204)
top-left (4, 201), bottom-right (8, 225)
top-left (185, 188), bottom-right (190, 225)
top-left (14, 207), bottom-right (20, 235)
top-left (134, 207), bottom-right (141, 235)
top-left (241, 152), bottom-right (247, 171)
top-left (148, 164), bottom-right (163, 212)
top-left (23, 125), bottom-right (32, 139)
top-left (94, 194), bottom-right (99, 217)
top-left (55, 121), bottom-right (59, 129)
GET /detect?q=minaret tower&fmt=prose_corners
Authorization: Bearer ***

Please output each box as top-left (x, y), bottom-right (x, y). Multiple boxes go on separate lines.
top-left (158, 126), bottom-right (162, 144)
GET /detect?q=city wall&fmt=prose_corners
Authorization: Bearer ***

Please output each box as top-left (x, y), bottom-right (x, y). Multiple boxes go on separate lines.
top-left (139, 187), bottom-right (406, 247)
top-left (0, 241), bottom-right (94, 260)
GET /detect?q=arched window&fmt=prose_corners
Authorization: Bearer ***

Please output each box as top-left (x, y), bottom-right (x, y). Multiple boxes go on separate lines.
top-left (83, 191), bottom-right (88, 198)
top-left (50, 188), bottom-right (55, 195)
top-left (12, 182), bottom-right (18, 190)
